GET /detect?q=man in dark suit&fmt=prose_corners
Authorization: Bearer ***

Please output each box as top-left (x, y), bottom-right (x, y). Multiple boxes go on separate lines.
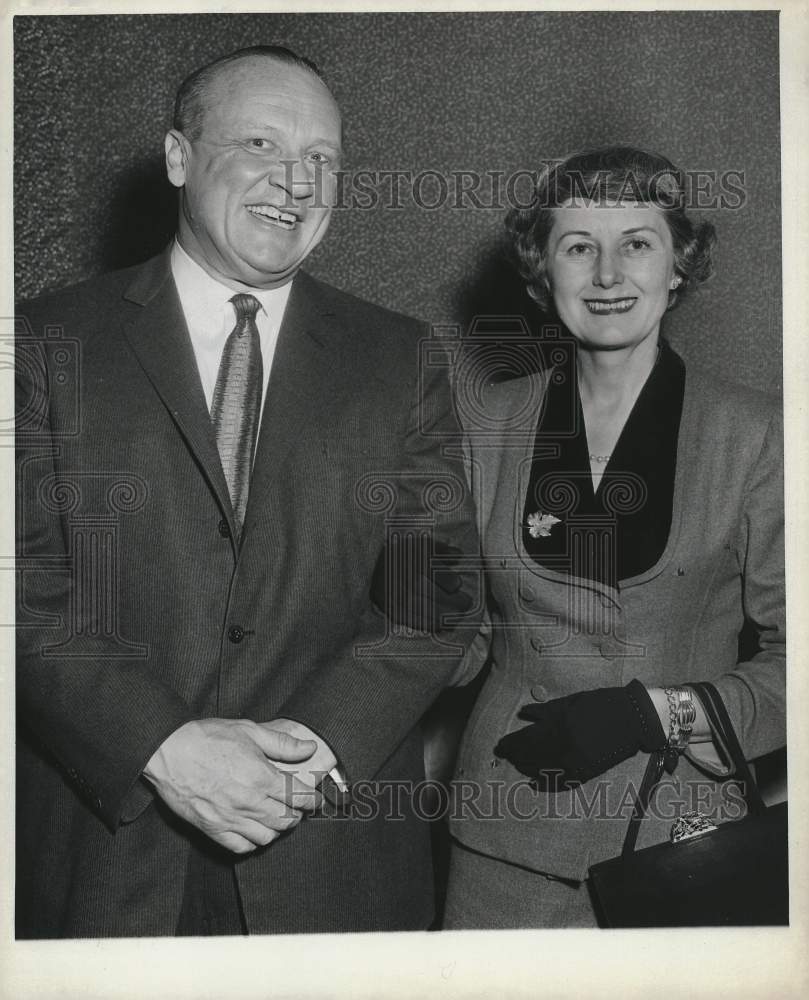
top-left (15, 45), bottom-right (478, 937)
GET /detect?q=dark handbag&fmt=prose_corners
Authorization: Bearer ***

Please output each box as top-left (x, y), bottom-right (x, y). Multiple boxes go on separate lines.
top-left (588, 682), bottom-right (788, 927)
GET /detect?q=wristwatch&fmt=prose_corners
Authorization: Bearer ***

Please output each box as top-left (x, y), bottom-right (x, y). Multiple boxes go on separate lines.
top-left (664, 686), bottom-right (697, 750)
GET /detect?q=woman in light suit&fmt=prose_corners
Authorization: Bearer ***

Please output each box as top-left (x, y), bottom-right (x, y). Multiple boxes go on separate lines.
top-left (443, 146), bottom-right (785, 928)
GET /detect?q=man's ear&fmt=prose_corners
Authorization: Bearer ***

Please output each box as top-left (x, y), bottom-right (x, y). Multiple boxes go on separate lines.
top-left (165, 130), bottom-right (189, 189)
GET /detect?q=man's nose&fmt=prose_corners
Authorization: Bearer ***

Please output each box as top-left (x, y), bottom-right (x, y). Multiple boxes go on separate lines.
top-left (272, 158), bottom-right (319, 203)
top-left (593, 249), bottom-right (623, 288)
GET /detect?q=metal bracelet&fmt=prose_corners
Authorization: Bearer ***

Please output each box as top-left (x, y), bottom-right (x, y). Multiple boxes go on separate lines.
top-left (664, 686), bottom-right (696, 751)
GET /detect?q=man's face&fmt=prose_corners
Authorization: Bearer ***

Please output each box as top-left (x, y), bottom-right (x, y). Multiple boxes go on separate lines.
top-left (166, 57), bottom-right (342, 289)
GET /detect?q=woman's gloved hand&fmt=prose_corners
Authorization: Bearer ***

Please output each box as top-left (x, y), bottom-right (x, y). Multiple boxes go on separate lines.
top-left (494, 680), bottom-right (667, 788)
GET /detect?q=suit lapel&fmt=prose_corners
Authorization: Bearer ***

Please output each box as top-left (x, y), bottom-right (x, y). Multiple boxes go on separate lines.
top-left (244, 271), bottom-right (342, 531)
top-left (120, 251), bottom-right (234, 525)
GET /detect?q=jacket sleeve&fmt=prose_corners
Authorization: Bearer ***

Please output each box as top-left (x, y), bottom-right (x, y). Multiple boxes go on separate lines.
top-left (448, 614), bottom-right (492, 687)
top-left (689, 406), bottom-right (785, 767)
top-left (16, 331), bottom-right (196, 830)
top-left (447, 425), bottom-right (493, 687)
top-left (275, 338), bottom-right (484, 783)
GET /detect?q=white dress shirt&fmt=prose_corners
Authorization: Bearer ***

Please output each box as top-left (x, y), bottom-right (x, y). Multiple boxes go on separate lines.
top-left (170, 239), bottom-right (293, 421)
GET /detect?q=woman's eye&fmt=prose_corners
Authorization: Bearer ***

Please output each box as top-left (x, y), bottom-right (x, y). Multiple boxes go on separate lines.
top-left (566, 243), bottom-right (593, 256)
top-left (625, 238), bottom-right (652, 252)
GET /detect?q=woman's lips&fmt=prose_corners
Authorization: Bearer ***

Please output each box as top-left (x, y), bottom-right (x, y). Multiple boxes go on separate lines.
top-left (583, 297), bottom-right (637, 315)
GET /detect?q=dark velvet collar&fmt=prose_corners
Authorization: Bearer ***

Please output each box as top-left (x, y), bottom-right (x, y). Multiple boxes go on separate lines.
top-left (521, 339), bottom-right (686, 586)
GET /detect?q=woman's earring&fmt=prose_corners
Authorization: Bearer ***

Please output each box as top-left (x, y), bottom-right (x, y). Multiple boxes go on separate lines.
top-left (670, 276), bottom-right (682, 290)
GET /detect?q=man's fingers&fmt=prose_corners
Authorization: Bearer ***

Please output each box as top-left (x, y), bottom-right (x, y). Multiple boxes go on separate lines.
top-left (215, 816), bottom-right (295, 854)
top-left (236, 817), bottom-right (289, 846)
top-left (237, 792), bottom-right (305, 829)
top-left (213, 830), bottom-right (260, 854)
top-left (253, 800), bottom-right (305, 833)
top-left (264, 765), bottom-right (322, 813)
top-left (249, 723), bottom-right (317, 763)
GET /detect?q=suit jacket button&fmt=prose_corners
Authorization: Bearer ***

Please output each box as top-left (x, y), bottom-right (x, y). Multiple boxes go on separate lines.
top-left (530, 684), bottom-right (548, 701)
top-left (228, 626), bottom-right (245, 644)
top-left (519, 587), bottom-right (535, 603)
top-left (218, 519), bottom-right (231, 538)
top-left (599, 642), bottom-right (617, 660)
top-left (530, 636), bottom-right (543, 652)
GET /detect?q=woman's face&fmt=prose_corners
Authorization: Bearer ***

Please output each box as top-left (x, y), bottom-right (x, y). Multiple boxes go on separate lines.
top-left (545, 199), bottom-right (677, 352)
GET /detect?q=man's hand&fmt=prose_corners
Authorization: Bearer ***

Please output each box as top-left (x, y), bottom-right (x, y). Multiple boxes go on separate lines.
top-left (263, 718), bottom-right (338, 792)
top-left (143, 718), bottom-right (321, 854)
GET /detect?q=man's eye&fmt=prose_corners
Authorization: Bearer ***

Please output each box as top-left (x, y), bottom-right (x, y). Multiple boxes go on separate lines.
top-left (307, 151), bottom-right (331, 165)
top-left (248, 138), bottom-right (274, 150)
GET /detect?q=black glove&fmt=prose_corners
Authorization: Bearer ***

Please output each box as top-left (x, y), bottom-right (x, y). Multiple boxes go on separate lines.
top-left (494, 680), bottom-right (667, 789)
top-left (370, 537), bottom-right (472, 633)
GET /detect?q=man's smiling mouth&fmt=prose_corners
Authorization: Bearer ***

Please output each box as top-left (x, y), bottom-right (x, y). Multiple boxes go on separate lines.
top-left (246, 204), bottom-right (298, 229)
top-left (583, 297), bottom-right (637, 315)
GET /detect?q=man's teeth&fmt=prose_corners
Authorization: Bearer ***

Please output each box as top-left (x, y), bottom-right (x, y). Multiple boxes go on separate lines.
top-left (246, 205), bottom-right (297, 227)
top-left (585, 298), bottom-right (636, 314)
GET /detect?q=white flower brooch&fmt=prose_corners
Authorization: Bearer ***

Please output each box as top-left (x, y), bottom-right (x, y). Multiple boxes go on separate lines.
top-left (526, 511), bottom-right (561, 539)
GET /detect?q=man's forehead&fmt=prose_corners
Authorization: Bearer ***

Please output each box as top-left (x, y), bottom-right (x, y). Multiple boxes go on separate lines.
top-left (208, 57), bottom-right (339, 117)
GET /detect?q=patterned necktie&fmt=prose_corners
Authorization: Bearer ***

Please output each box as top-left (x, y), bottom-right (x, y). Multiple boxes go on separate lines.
top-left (210, 293), bottom-right (263, 533)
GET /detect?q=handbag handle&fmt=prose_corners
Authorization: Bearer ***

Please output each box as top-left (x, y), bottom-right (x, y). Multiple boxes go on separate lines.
top-left (687, 682), bottom-right (767, 815)
top-left (621, 681), bottom-right (766, 858)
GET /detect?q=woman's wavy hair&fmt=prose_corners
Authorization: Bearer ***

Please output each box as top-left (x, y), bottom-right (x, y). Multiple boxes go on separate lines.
top-left (505, 145), bottom-right (716, 313)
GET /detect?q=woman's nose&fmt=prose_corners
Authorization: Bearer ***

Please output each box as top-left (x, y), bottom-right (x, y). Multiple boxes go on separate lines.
top-left (593, 249), bottom-right (623, 288)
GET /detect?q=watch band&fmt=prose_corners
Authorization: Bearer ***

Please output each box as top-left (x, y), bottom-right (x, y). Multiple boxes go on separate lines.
top-left (664, 686), bottom-right (697, 750)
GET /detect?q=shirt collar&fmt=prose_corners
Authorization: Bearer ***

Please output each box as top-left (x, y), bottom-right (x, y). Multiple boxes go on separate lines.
top-left (170, 239), bottom-right (293, 339)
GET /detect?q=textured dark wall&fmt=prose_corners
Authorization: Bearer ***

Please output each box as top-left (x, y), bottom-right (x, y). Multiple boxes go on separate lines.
top-left (14, 11), bottom-right (781, 391)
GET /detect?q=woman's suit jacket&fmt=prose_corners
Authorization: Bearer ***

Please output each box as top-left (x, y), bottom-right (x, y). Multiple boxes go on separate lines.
top-left (450, 354), bottom-right (784, 881)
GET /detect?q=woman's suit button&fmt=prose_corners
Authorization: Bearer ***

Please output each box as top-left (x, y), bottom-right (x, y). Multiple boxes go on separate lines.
top-left (519, 587), bottom-right (536, 603)
top-left (530, 636), bottom-right (543, 651)
top-left (227, 625), bottom-right (245, 644)
top-left (218, 519), bottom-right (231, 538)
top-left (599, 642), bottom-right (617, 660)
top-left (530, 684), bottom-right (548, 701)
